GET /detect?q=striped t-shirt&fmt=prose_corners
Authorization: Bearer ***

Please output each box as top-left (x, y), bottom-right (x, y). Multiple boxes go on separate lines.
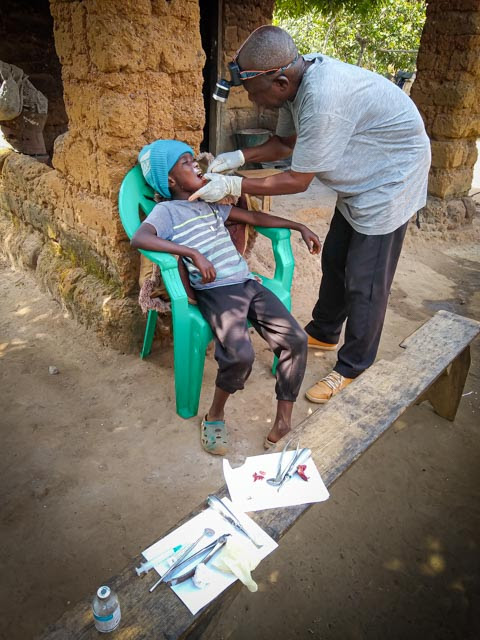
top-left (141, 200), bottom-right (254, 290)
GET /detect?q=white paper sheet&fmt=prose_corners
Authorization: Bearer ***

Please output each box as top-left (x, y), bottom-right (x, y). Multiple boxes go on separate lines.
top-left (142, 498), bottom-right (277, 615)
top-left (223, 450), bottom-right (329, 512)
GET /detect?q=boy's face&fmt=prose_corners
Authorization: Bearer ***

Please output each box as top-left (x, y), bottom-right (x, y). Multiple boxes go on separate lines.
top-left (168, 153), bottom-right (205, 196)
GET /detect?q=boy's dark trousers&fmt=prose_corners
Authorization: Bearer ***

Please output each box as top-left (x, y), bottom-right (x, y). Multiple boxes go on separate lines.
top-left (195, 279), bottom-right (307, 401)
top-left (305, 209), bottom-right (408, 379)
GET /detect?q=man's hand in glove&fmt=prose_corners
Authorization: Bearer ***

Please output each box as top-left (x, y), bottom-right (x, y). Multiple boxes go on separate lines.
top-left (207, 150), bottom-right (245, 173)
top-left (188, 173), bottom-right (243, 202)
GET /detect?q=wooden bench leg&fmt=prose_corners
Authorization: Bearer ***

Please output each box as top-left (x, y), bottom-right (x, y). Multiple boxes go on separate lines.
top-left (416, 345), bottom-right (471, 421)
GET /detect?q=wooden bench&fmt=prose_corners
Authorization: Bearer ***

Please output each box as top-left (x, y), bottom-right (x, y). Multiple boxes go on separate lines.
top-left (39, 310), bottom-right (479, 640)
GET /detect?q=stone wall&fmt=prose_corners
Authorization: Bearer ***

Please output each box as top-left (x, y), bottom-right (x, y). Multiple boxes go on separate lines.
top-left (0, 0), bottom-right (206, 351)
top-left (50, 0), bottom-right (206, 293)
top-left (217, 0), bottom-right (276, 152)
top-left (411, 0), bottom-right (480, 229)
top-left (0, 150), bottom-right (148, 350)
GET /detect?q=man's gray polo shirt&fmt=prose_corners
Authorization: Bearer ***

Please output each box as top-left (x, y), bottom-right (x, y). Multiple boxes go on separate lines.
top-left (276, 54), bottom-right (431, 235)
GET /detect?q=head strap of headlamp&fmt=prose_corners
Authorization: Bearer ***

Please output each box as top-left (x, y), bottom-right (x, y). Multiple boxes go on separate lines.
top-left (235, 55), bottom-right (299, 81)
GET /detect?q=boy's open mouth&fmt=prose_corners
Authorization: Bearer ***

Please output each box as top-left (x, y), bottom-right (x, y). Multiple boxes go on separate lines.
top-left (194, 166), bottom-right (207, 185)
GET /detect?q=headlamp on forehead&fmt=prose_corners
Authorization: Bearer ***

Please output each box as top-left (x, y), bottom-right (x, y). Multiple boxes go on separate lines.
top-left (212, 61), bottom-right (242, 103)
top-left (212, 55), bottom-right (299, 103)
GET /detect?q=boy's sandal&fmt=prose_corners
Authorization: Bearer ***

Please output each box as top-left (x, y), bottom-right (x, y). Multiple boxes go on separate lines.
top-left (201, 415), bottom-right (229, 456)
top-left (264, 436), bottom-right (276, 451)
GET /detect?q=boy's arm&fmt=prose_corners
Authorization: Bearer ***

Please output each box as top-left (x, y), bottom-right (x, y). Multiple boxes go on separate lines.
top-left (131, 223), bottom-right (216, 283)
top-left (227, 206), bottom-right (322, 254)
top-left (131, 223), bottom-right (195, 258)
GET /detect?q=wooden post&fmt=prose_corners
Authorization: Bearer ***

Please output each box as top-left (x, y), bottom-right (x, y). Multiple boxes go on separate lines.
top-left (419, 346), bottom-right (471, 421)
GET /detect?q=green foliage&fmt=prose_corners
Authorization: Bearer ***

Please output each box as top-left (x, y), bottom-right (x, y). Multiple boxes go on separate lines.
top-left (275, 0), bottom-right (387, 18)
top-left (273, 0), bottom-right (426, 76)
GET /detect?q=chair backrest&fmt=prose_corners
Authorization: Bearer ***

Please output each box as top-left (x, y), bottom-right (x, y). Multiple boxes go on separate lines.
top-left (118, 165), bottom-right (156, 239)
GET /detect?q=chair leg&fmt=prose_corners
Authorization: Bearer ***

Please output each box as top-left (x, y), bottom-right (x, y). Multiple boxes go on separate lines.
top-left (271, 354), bottom-right (278, 376)
top-left (140, 310), bottom-right (158, 359)
top-left (174, 321), bottom-right (212, 419)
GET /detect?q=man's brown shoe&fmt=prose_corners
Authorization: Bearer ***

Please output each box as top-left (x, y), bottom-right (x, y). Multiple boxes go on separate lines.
top-left (307, 335), bottom-right (338, 351)
top-left (305, 371), bottom-right (353, 403)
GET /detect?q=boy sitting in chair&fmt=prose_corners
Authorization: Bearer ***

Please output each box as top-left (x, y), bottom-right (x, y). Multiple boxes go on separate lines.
top-left (131, 140), bottom-right (321, 455)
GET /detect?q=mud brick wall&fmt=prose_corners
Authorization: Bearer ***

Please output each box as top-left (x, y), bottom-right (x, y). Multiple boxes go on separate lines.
top-left (0, 0), bottom-right (206, 350)
top-left (411, 0), bottom-right (480, 229)
top-left (50, 0), bottom-right (206, 292)
top-left (218, 0), bottom-right (276, 152)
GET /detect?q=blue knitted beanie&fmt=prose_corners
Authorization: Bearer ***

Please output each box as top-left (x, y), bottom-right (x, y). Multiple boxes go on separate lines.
top-left (138, 140), bottom-right (194, 198)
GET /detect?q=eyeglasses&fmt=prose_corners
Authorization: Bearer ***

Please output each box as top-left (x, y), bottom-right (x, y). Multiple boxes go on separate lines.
top-left (237, 55), bottom-right (299, 81)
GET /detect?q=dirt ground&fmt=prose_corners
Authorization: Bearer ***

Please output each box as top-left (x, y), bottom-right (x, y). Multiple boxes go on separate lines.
top-left (1, 182), bottom-right (479, 640)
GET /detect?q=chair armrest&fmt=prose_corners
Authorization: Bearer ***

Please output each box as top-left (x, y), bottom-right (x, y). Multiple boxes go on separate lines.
top-left (139, 249), bottom-right (189, 307)
top-left (254, 226), bottom-right (291, 241)
top-left (139, 249), bottom-right (178, 271)
top-left (254, 226), bottom-right (294, 292)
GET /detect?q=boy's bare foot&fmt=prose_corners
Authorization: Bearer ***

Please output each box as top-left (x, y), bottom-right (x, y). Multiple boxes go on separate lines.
top-left (264, 421), bottom-right (291, 449)
top-left (206, 411), bottom-right (224, 422)
top-left (264, 400), bottom-right (294, 449)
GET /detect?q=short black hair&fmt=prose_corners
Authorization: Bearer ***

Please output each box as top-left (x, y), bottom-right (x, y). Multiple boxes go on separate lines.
top-left (237, 25), bottom-right (298, 71)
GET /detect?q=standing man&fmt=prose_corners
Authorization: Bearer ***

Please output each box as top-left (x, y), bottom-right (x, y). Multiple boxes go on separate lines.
top-left (190, 26), bottom-right (431, 403)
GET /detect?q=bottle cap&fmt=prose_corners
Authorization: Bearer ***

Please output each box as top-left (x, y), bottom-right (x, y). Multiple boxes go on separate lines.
top-left (97, 586), bottom-right (111, 599)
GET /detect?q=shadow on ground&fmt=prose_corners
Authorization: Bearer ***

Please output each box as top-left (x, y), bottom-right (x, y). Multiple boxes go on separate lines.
top-left (0, 183), bottom-right (479, 640)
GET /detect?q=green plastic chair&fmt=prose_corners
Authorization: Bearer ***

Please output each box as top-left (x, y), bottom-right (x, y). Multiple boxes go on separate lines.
top-left (118, 165), bottom-right (295, 419)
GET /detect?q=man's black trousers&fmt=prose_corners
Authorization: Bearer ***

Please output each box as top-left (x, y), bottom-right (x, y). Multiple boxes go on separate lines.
top-left (305, 209), bottom-right (408, 379)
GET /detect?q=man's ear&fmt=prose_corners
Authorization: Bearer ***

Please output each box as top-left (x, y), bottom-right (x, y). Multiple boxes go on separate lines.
top-left (273, 75), bottom-right (290, 92)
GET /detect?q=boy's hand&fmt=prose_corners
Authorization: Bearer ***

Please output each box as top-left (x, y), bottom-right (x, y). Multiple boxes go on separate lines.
top-left (300, 226), bottom-right (322, 254)
top-left (193, 253), bottom-right (216, 283)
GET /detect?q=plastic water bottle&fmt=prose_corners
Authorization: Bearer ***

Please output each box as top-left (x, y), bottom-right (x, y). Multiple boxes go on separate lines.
top-left (92, 585), bottom-right (121, 633)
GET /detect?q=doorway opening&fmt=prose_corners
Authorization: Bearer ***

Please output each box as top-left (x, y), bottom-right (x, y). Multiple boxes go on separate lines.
top-left (199, 0), bottom-right (220, 154)
top-left (0, 0), bottom-right (68, 162)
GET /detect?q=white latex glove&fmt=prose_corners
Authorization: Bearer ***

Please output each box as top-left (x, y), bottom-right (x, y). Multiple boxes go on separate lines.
top-left (211, 537), bottom-right (261, 593)
top-left (207, 149), bottom-right (245, 173)
top-left (188, 173), bottom-right (243, 202)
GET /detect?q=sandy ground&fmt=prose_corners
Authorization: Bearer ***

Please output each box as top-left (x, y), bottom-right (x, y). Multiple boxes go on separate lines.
top-left (1, 182), bottom-right (479, 640)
